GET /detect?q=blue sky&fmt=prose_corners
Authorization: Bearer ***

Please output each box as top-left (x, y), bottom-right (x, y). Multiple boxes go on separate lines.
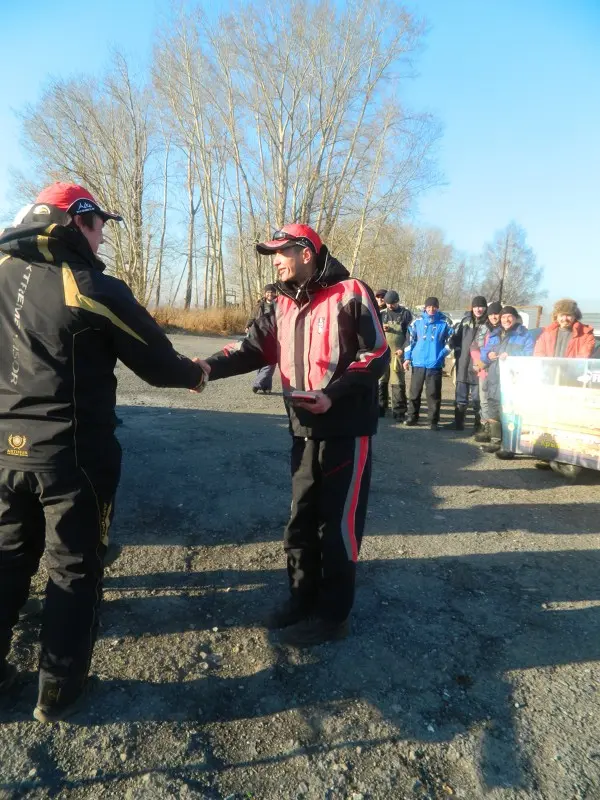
top-left (1, 0), bottom-right (599, 308)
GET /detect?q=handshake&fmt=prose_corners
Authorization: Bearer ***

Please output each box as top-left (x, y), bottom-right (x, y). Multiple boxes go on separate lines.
top-left (190, 358), bottom-right (211, 393)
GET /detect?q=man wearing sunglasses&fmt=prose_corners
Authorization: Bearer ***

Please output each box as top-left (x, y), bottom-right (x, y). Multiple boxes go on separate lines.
top-left (205, 224), bottom-right (389, 646)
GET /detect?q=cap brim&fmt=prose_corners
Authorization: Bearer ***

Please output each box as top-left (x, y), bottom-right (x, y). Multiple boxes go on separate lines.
top-left (97, 210), bottom-right (123, 222)
top-left (256, 239), bottom-right (298, 255)
top-left (68, 198), bottom-right (123, 223)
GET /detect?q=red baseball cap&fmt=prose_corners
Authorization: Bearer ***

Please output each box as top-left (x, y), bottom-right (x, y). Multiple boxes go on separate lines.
top-left (256, 223), bottom-right (322, 255)
top-left (34, 182), bottom-right (123, 222)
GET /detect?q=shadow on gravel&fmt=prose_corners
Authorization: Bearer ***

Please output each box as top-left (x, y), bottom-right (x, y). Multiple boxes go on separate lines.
top-left (3, 404), bottom-right (598, 795)
top-left (114, 406), bottom-right (600, 546)
top-left (96, 549), bottom-right (600, 791)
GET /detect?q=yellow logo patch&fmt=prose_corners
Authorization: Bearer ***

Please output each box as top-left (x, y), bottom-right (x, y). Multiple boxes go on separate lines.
top-left (33, 205), bottom-right (51, 215)
top-left (7, 434), bottom-right (29, 457)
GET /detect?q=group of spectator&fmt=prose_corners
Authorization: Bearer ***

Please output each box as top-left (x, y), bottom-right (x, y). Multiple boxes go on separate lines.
top-left (372, 291), bottom-right (597, 455)
top-left (259, 285), bottom-right (598, 450)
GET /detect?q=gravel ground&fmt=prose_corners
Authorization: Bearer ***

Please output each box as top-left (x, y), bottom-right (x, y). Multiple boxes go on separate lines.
top-left (1, 333), bottom-right (600, 800)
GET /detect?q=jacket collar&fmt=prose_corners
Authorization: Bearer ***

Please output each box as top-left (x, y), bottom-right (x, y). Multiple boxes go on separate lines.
top-left (547, 320), bottom-right (589, 337)
top-left (0, 222), bottom-right (107, 272)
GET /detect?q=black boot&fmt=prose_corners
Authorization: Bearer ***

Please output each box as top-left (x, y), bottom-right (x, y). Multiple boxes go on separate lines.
top-left (444, 406), bottom-right (466, 430)
top-left (279, 617), bottom-right (350, 647)
top-left (495, 449), bottom-right (515, 460)
top-left (480, 420), bottom-right (502, 453)
top-left (265, 598), bottom-right (314, 630)
top-left (550, 461), bottom-right (583, 482)
top-left (474, 421), bottom-right (491, 443)
top-left (473, 412), bottom-right (483, 433)
top-left (33, 676), bottom-right (93, 723)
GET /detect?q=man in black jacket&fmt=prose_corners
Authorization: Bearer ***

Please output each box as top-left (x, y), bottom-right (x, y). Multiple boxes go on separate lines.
top-left (206, 224), bottom-right (389, 646)
top-left (379, 291), bottom-right (412, 419)
top-left (446, 296), bottom-right (488, 431)
top-left (0, 183), bottom-right (207, 721)
top-left (251, 284), bottom-right (278, 393)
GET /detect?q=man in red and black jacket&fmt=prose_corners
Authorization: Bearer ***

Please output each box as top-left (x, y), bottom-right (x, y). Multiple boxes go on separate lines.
top-left (206, 224), bottom-right (389, 646)
top-left (0, 183), bottom-right (207, 721)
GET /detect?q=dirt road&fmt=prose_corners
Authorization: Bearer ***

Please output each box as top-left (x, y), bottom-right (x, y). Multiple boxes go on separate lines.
top-left (1, 333), bottom-right (599, 799)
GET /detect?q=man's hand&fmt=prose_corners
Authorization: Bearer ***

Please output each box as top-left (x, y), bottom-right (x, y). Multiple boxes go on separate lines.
top-left (295, 390), bottom-right (332, 415)
top-left (499, 352), bottom-right (509, 360)
top-left (190, 358), bottom-right (211, 393)
top-left (383, 324), bottom-right (390, 332)
top-left (395, 348), bottom-right (404, 356)
top-left (488, 352), bottom-right (498, 361)
top-left (403, 360), bottom-right (411, 371)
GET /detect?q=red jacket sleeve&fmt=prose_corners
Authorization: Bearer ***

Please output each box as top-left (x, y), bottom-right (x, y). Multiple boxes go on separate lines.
top-left (323, 282), bottom-right (390, 401)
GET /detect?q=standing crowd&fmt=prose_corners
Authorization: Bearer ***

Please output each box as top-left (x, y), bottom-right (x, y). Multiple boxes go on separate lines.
top-left (371, 292), bottom-right (596, 459)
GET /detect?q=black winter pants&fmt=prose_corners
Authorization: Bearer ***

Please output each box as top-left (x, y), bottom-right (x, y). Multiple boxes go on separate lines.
top-left (407, 367), bottom-right (443, 424)
top-left (284, 436), bottom-right (372, 622)
top-left (379, 374), bottom-right (407, 418)
top-left (378, 377), bottom-right (389, 413)
top-left (0, 453), bottom-right (120, 691)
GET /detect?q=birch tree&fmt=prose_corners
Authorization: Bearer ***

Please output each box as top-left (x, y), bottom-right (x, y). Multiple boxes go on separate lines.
top-left (16, 54), bottom-right (157, 301)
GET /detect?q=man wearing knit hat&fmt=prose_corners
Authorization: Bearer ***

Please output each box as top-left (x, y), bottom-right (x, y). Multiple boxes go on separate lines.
top-left (471, 301), bottom-right (502, 443)
top-left (479, 306), bottom-right (534, 457)
top-left (374, 289), bottom-right (388, 311)
top-left (445, 296), bottom-right (489, 431)
top-left (534, 299), bottom-right (595, 359)
top-left (379, 291), bottom-right (413, 420)
top-left (403, 297), bottom-right (453, 430)
top-left (251, 284), bottom-right (278, 394)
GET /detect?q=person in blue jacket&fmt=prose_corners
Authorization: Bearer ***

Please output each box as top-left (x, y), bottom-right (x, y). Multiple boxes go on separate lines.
top-left (403, 297), bottom-right (453, 430)
top-left (479, 305), bottom-right (535, 458)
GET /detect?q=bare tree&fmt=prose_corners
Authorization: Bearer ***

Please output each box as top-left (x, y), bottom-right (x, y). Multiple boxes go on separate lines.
top-left (15, 53), bottom-right (156, 301)
top-left (481, 222), bottom-right (545, 304)
top-left (152, 0), bottom-right (439, 308)
top-left (14, 0), bottom-right (445, 310)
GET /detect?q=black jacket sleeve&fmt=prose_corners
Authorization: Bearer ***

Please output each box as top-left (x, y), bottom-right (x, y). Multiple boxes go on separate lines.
top-left (91, 276), bottom-right (204, 388)
top-left (206, 308), bottom-right (278, 379)
top-left (449, 319), bottom-right (464, 354)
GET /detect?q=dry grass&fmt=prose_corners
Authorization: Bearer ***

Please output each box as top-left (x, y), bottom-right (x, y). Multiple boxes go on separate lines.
top-left (153, 306), bottom-right (249, 336)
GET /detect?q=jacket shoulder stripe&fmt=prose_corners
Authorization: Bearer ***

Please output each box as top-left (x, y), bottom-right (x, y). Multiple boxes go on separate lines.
top-left (0, 254), bottom-right (10, 267)
top-left (37, 236), bottom-right (53, 263)
top-left (62, 265), bottom-right (147, 345)
top-left (340, 280), bottom-right (388, 369)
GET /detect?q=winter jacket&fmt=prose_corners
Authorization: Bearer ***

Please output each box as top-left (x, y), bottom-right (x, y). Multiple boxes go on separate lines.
top-left (470, 325), bottom-right (495, 380)
top-left (0, 221), bottom-right (204, 470)
top-left (481, 323), bottom-right (535, 403)
top-left (380, 306), bottom-right (412, 353)
top-left (250, 297), bottom-right (276, 324)
top-left (450, 312), bottom-right (488, 384)
top-left (404, 311), bottom-right (452, 370)
top-left (380, 306), bottom-right (412, 384)
top-left (533, 321), bottom-right (595, 358)
top-left (481, 324), bottom-right (535, 364)
top-left (206, 248), bottom-right (390, 439)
